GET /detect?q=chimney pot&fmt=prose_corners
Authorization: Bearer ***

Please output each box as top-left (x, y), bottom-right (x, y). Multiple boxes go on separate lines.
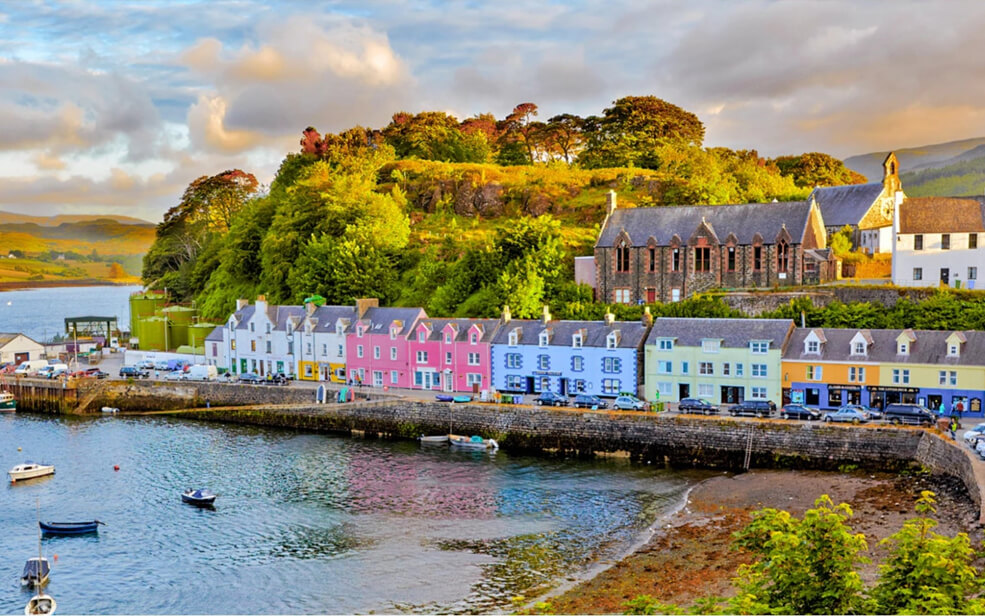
top-left (604, 311), bottom-right (615, 325)
top-left (542, 305), bottom-right (552, 324)
top-left (502, 305), bottom-right (511, 323)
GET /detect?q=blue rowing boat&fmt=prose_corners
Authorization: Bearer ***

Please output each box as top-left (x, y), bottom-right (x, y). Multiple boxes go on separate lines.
top-left (181, 488), bottom-right (216, 506)
top-left (39, 520), bottom-right (101, 535)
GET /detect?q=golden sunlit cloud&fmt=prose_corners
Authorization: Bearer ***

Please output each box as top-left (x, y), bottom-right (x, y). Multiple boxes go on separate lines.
top-left (186, 94), bottom-right (264, 153)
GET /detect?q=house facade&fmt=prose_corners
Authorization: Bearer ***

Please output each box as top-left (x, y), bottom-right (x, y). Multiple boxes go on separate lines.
top-left (643, 318), bottom-right (794, 405)
top-left (0, 333), bottom-right (45, 364)
top-left (204, 326), bottom-right (228, 370)
top-left (226, 296), bottom-right (304, 377)
top-left (344, 300), bottom-right (426, 389)
top-left (891, 196), bottom-right (985, 288)
top-left (490, 307), bottom-right (651, 398)
top-left (808, 151), bottom-right (902, 253)
top-left (782, 328), bottom-right (882, 409)
top-left (296, 303), bottom-right (357, 383)
top-left (407, 318), bottom-right (500, 393)
top-left (594, 194), bottom-right (831, 304)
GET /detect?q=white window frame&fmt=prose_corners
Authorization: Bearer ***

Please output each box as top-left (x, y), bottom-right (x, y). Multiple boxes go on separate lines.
top-left (702, 339), bottom-right (720, 353)
top-left (390, 347), bottom-right (397, 360)
top-left (445, 351), bottom-right (453, 365)
top-left (750, 387), bottom-right (767, 400)
top-left (898, 343), bottom-right (908, 356)
top-left (950, 371), bottom-right (958, 386)
top-left (752, 363), bottom-right (767, 378)
top-left (806, 340), bottom-right (819, 354)
top-left (390, 370), bottom-right (399, 384)
top-left (572, 356), bottom-right (584, 371)
top-left (657, 360), bottom-right (672, 375)
top-left (509, 332), bottom-right (518, 346)
top-left (658, 382), bottom-right (673, 396)
top-left (606, 332), bottom-right (618, 349)
top-left (853, 342), bottom-right (866, 355)
top-left (699, 361), bottom-right (714, 375)
top-left (572, 334), bottom-right (583, 348)
top-left (658, 339), bottom-right (674, 351)
top-left (416, 350), bottom-right (428, 364)
top-left (373, 346), bottom-right (381, 360)
top-left (539, 331), bottom-right (550, 347)
top-left (697, 383), bottom-right (714, 398)
top-left (750, 341), bottom-right (768, 354)
top-left (467, 352), bottom-right (480, 366)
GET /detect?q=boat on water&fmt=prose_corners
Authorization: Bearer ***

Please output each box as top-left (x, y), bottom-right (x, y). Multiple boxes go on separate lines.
top-left (9, 463), bottom-right (55, 483)
top-left (448, 434), bottom-right (499, 450)
top-left (25, 592), bottom-right (56, 615)
top-left (0, 391), bottom-right (16, 412)
top-left (181, 488), bottom-right (217, 506)
top-left (419, 434), bottom-right (449, 444)
top-left (100, 406), bottom-right (119, 413)
top-left (40, 520), bottom-right (101, 536)
top-left (21, 558), bottom-right (49, 587)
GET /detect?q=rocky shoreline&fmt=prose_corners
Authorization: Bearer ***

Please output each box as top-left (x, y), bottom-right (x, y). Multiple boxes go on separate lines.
top-left (542, 469), bottom-right (984, 614)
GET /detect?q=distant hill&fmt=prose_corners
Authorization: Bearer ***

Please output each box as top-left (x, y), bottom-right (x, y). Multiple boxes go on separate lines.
top-left (845, 137), bottom-right (985, 197)
top-left (0, 210), bottom-right (153, 226)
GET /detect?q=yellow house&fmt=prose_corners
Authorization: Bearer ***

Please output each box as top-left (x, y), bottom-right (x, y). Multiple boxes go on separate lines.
top-left (783, 328), bottom-right (880, 409)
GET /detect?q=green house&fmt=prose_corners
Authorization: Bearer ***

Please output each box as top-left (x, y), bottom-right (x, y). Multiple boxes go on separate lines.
top-left (644, 318), bottom-right (794, 406)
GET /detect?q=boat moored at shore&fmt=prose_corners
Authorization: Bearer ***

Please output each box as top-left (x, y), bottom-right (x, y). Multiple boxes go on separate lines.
top-left (0, 391), bottom-right (16, 412)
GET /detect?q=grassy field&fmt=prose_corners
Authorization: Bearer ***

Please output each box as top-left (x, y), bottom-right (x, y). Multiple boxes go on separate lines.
top-left (0, 257), bottom-right (140, 284)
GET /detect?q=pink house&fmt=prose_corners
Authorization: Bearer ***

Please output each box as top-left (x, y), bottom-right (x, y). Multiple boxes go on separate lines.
top-left (345, 299), bottom-right (426, 389)
top-left (407, 318), bottom-right (501, 393)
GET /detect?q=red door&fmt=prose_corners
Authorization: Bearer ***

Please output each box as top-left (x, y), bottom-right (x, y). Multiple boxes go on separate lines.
top-left (645, 288), bottom-right (656, 304)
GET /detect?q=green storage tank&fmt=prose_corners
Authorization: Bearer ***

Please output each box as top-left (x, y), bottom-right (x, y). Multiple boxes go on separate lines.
top-left (129, 292), bottom-right (167, 321)
top-left (162, 305), bottom-right (196, 325)
top-left (168, 322), bottom-right (189, 350)
top-left (188, 323), bottom-right (217, 349)
top-left (137, 316), bottom-right (167, 351)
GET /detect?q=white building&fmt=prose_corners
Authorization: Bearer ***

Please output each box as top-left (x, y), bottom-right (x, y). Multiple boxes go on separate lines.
top-left (0, 333), bottom-right (45, 365)
top-left (892, 196), bottom-right (985, 288)
top-left (205, 326), bottom-right (228, 371)
top-left (227, 296), bottom-right (304, 377)
top-left (295, 303), bottom-right (356, 383)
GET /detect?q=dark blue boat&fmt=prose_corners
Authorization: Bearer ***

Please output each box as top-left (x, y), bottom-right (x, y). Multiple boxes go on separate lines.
top-left (435, 395), bottom-right (454, 402)
top-left (39, 520), bottom-right (100, 535)
top-left (181, 488), bottom-right (216, 506)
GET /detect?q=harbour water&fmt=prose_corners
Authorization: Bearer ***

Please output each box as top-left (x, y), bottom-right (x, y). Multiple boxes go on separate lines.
top-left (1, 413), bottom-right (710, 614)
top-left (0, 285), bottom-right (140, 343)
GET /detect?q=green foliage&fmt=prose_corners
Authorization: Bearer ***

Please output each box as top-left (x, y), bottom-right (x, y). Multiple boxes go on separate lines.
top-left (623, 595), bottom-right (683, 615)
top-left (902, 155), bottom-right (985, 197)
top-left (772, 152), bottom-right (868, 188)
top-left (871, 491), bottom-right (985, 615)
top-left (829, 225), bottom-right (854, 256)
top-left (730, 495), bottom-right (868, 615)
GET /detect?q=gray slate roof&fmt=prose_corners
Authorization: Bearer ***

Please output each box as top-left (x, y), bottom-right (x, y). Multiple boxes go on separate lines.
top-left (809, 183), bottom-right (884, 228)
top-left (307, 305), bottom-right (358, 332)
top-left (413, 318), bottom-right (501, 343)
top-left (596, 201), bottom-right (813, 247)
top-left (646, 318), bottom-right (794, 350)
top-left (232, 305), bottom-right (255, 330)
top-left (491, 319), bottom-right (650, 350)
top-left (205, 326), bottom-right (224, 342)
top-left (784, 328), bottom-right (985, 366)
top-left (351, 307), bottom-right (426, 336)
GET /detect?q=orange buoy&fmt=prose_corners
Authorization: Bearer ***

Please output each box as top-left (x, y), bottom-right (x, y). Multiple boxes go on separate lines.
top-left (113, 465), bottom-right (120, 471)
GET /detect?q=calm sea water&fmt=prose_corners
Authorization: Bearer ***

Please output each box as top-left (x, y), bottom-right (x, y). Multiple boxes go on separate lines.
top-left (0, 285), bottom-right (139, 342)
top-left (1, 414), bottom-right (707, 614)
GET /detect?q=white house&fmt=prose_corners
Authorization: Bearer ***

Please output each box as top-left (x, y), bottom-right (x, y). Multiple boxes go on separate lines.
top-left (205, 326), bottom-right (228, 371)
top-left (0, 333), bottom-right (45, 365)
top-left (892, 196), bottom-right (985, 288)
top-left (227, 296), bottom-right (304, 377)
top-left (295, 303), bottom-right (356, 383)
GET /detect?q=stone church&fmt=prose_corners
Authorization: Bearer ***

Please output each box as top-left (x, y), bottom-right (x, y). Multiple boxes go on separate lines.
top-left (592, 194), bottom-right (834, 304)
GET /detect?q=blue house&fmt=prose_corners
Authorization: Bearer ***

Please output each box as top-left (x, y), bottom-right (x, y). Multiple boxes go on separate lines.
top-left (490, 307), bottom-right (653, 398)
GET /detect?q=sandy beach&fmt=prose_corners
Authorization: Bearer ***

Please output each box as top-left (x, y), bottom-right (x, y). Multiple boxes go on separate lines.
top-left (543, 469), bottom-right (983, 614)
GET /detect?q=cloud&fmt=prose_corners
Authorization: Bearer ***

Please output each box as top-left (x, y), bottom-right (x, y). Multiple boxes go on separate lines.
top-left (186, 94), bottom-right (265, 153)
top-left (33, 152), bottom-right (66, 171)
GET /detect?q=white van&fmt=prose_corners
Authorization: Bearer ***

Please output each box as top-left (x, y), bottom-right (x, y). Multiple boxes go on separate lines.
top-left (15, 359), bottom-right (49, 376)
top-left (45, 364), bottom-right (70, 379)
top-left (185, 365), bottom-right (217, 381)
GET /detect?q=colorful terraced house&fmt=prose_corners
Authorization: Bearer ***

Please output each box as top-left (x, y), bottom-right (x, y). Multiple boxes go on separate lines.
top-left (407, 318), bottom-right (501, 393)
top-left (782, 328), bottom-right (881, 409)
top-left (344, 299), bottom-right (426, 389)
top-left (644, 318), bottom-right (794, 405)
top-left (295, 302), bottom-right (358, 383)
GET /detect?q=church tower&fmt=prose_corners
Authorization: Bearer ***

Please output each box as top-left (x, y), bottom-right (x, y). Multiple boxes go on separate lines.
top-left (882, 151), bottom-right (901, 194)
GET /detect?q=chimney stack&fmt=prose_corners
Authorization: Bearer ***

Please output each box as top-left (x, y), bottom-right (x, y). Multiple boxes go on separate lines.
top-left (606, 190), bottom-right (617, 215)
top-left (642, 306), bottom-right (653, 327)
top-left (236, 298), bottom-right (248, 311)
top-left (501, 305), bottom-right (511, 323)
top-left (604, 311), bottom-right (615, 326)
top-left (355, 297), bottom-right (379, 319)
top-left (542, 305), bottom-right (552, 324)
top-left (255, 294), bottom-right (267, 314)
top-left (306, 301), bottom-right (317, 316)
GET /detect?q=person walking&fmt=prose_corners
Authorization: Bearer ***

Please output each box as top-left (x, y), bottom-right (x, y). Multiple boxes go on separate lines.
top-left (938, 401), bottom-right (946, 417)
top-left (949, 416), bottom-right (960, 440)
top-left (955, 400), bottom-right (965, 419)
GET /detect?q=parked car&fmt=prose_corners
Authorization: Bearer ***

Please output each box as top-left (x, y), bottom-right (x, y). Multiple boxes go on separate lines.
top-left (85, 368), bottom-right (108, 379)
top-left (48, 366), bottom-right (70, 379)
top-left (780, 404), bottom-right (822, 421)
top-left (238, 372), bottom-right (263, 384)
top-left (839, 403), bottom-right (881, 421)
top-left (535, 391), bottom-right (569, 407)
top-left (823, 407), bottom-right (869, 424)
top-left (572, 394), bottom-right (607, 409)
top-left (613, 395), bottom-right (647, 411)
top-left (883, 403), bottom-right (936, 426)
top-left (962, 422), bottom-right (985, 444)
top-left (137, 360), bottom-right (155, 370)
top-left (677, 398), bottom-right (719, 415)
top-left (728, 400), bottom-right (776, 418)
top-left (119, 366), bottom-right (149, 379)
top-left (269, 373), bottom-right (290, 386)
top-left (163, 371), bottom-right (186, 381)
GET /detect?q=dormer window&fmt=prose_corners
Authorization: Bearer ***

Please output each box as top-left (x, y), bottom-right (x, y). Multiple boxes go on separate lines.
top-left (948, 344), bottom-right (959, 357)
top-left (853, 342), bottom-right (866, 355)
top-left (418, 331), bottom-right (426, 343)
top-left (572, 334), bottom-right (583, 348)
top-left (357, 326), bottom-right (364, 338)
top-left (606, 332), bottom-right (618, 349)
top-left (229, 321), bottom-right (235, 331)
top-left (702, 339), bottom-right (720, 353)
top-left (539, 331), bottom-right (550, 347)
top-left (444, 333), bottom-right (452, 344)
top-left (806, 340), bottom-right (819, 354)
top-left (336, 324), bottom-right (344, 335)
top-left (509, 331), bottom-right (518, 346)
top-left (658, 339), bottom-right (673, 351)
top-left (470, 332), bottom-right (478, 345)
top-left (898, 342), bottom-right (908, 356)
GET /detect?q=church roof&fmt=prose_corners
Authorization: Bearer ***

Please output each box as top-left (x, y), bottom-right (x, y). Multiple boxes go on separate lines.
top-left (596, 201), bottom-right (814, 247)
top-left (808, 183), bottom-right (885, 228)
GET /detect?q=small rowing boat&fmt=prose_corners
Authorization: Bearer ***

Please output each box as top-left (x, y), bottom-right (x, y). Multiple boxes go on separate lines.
top-left (448, 434), bottom-right (499, 450)
top-left (40, 520), bottom-right (102, 535)
top-left (181, 488), bottom-right (216, 506)
top-left (419, 434), bottom-right (449, 444)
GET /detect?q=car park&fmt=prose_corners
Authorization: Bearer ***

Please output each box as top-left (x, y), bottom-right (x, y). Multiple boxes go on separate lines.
top-left (780, 404), bottom-right (822, 421)
top-left (677, 398), bottom-right (719, 415)
top-left (613, 395), bottom-right (647, 411)
top-left (535, 392), bottom-right (569, 407)
top-left (823, 407), bottom-right (869, 424)
top-left (238, 372), bottom-right (264, 384)
top-left (963, 423), bottom-right (985, 444)
top-left (882, 403), bottom-right (936, 426)
top-left (572, 394), bottom-right (607, 409)
top-left (728, 400), bottom-right (776, 418)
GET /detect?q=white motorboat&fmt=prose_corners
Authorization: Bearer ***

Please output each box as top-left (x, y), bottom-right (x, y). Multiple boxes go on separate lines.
top-left (448, 434), bottom-right (499, 450)
top-left (100, 406), bottom-right (119, 413)
top-left (25, 500), bottom-right (56, 615)
top-left (25, 592), bottom-right (56, 615)
top-left (9, 463), bottom-right (55, 483)
top-left (419, 434), bottom-right (449, 444)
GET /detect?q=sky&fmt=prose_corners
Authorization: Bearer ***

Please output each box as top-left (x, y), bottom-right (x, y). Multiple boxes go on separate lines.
top-left (2, 0), bottom-right (985, 222)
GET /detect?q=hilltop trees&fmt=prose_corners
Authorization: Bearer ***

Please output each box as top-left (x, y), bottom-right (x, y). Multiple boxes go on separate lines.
top-left (772, 152), bottom-right (868, 188)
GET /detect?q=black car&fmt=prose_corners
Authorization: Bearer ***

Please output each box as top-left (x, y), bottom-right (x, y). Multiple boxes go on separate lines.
top-left (270, 373), bottom-right (290, 386)
top-left (780, 404), bottom-right (822, 421)
top-left (728, 400), bottom-right (777, 418)
top-left (238, 372), bottom-right (264, 384)
top-left (678, 398), bottom-right (719, 415)
top-left (883, 403), bottom-right (935, 426)
top-left (572, 394), bottom-right (607, 409)
top-left (535, 391), bottom-right (569, 407)
top-left (119, 366), bottom-right (149, 379)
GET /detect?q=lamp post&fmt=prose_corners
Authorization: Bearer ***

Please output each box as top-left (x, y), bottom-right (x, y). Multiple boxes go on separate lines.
top-left (73, 325), bottom-right (78, 370)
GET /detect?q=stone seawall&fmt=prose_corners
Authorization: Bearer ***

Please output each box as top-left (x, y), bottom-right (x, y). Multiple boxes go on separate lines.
top-left (77, 380), bottom-right (335, 412)
top-left (177, 401), bottom-right (985, 521)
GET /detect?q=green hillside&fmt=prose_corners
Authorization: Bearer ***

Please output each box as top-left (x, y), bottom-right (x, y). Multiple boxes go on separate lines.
top-left (846, 137), bottom-right (985, 196)
top-left (844, 137), bottom-right (985, 181)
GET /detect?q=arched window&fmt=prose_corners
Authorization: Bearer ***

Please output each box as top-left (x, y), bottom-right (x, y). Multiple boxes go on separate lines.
top-left (616, 241), bottom-right (630, 272)
top-left (777, 239), bottom-right (789, 273)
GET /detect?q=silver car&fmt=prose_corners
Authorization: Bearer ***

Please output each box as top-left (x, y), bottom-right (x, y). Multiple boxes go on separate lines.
top-left (823, 407), bottom-right (869, 424)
